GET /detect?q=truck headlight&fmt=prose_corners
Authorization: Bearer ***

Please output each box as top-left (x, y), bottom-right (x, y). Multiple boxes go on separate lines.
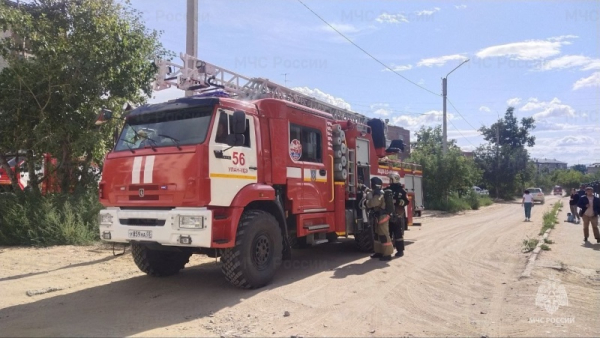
top-left (179, 215), bottom-right (204, 229)
top-left (99, 213), bottom-right (113, 225)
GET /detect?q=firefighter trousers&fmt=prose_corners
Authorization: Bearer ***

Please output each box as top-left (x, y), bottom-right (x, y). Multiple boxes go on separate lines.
top-left (374, 215), bottom-right (394, 256)
top-left (389, 208), bottom-right (405, 253)
top-left (389, 219), bottom-right (405, 253)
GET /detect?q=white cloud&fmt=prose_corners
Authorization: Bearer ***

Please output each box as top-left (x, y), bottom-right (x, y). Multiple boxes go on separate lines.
top-left (376, 13), bottom-right (409, 24)
top-left (327, 23), bottom-right (361, 34)
top-left (455, 4), bottom-right (467, 9)
top-left (391, 110), bottom-right (455, 131)
top-left (291, 87), bottom-right (352, 110)
top-left (573, 72), bottom-right (600, 90)
top-left (539, 55), bottom-right (600, 71)
top-left (370, 103), bottom-right (392, 116)
top-left (553, 135), bottom-right (596, 147)
top-left (519, 97), bottom-right (576, 119)
top-left (417, 7), bottom-right (440, 16)
top-left (479, 106), bottom-right (491, 113)
top-left (475, 36), bottom-right (577, 61)
top-left (383, 64), bottom-right (413, 72)
top-left (417, 54), bottom-right (468, 67)
top-left (506, 97), bottom-right (522, 106)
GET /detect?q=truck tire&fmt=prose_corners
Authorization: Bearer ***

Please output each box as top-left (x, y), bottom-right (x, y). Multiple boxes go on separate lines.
top-left (131, 243), bottom-right (191, 277)
top-left (354, 228), bottom-right (374, 252)
top-left (221, 210), bottom-right (283, 289)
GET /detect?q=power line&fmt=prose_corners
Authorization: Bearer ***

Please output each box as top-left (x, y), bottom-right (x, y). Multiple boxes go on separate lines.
top-left (448, 119), bottom-right (477, 148)
top-left (296, 0), bottom-right (441, 98)
top-left (446, 96), bottom-right (482, 132)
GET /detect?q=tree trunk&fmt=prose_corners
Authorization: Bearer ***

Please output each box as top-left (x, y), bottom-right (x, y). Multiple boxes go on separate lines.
top-left (0, 153), bottom-right (21, 192)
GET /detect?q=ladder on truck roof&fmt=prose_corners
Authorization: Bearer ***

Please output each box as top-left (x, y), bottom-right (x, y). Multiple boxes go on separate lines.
top-left (153, 53), bottom-right (369, 123)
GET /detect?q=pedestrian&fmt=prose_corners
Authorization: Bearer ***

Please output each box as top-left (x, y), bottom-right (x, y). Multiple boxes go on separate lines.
top-left (569, 188), bottom-right (581, 223)
top-left (366, 177), bottom-right (393, 261)
top-left (522, 190), bottom-right (533, 222)
top-left (577, 184), bottom-right (586, 198)
top-left (576, 186), bottom-right (600, 243)
top-left (386, 173), bottom-right (409, 257)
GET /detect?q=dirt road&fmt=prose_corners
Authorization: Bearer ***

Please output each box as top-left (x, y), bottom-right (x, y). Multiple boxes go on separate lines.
top-left (1, 195), bottom-right (599, 337)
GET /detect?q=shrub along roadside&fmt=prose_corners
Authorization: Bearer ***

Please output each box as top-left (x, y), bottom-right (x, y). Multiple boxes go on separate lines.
top-left (0, 190), bottom-right (102, 246)
top-left (428, 191), bottom-right (494, 213)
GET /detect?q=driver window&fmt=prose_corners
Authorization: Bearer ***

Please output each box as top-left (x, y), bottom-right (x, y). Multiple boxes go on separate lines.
top-left (215, 111), bottom-right (251, 147)
top-left (215, 112), bottom-right (229, 144)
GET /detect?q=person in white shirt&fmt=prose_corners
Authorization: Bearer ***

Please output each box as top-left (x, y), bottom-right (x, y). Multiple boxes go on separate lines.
top-left (522, 190), bottom-right (534, 222)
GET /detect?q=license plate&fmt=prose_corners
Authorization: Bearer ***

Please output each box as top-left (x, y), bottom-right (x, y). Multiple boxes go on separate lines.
top-left (128, 230), bottom-right (152, 239)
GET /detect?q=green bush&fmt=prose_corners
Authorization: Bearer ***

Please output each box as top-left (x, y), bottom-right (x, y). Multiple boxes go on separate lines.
top-left (427, 192), bottom-right (494, 213)
top-left (465, 190), bottom-right (480, 210)
top-left (428, 194), bottom-right (472, 213)
top-left (479, 196), bottom-right (493, 207)
top-left (0, 189), bottom-right (102, 246)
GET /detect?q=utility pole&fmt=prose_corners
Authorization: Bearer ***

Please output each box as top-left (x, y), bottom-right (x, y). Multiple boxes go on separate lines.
top-left (442, 59), bottom-right (469, 154)
top-left (185, 0), bottom-right (198, 97)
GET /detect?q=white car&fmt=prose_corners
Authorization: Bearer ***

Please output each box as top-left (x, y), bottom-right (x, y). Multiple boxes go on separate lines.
top-left (473, 186), bottom-right (489, 195)
top-left (527, 187), bottom-right (545, 204)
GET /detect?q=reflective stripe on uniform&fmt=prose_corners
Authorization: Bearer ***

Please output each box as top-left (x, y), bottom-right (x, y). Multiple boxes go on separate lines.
top-left (378, 215), bottom-right (390, 224)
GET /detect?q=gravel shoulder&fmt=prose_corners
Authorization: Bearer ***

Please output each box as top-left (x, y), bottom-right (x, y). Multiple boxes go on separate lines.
top-left (1, 195), bottom-right (598, 337)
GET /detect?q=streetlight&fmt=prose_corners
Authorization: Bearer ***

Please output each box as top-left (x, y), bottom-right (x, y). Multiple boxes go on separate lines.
top-left (442, 58), bottom-right (469, 154)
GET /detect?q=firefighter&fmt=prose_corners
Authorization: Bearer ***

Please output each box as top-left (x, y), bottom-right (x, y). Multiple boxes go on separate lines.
top-left (366, 177), bottom-right (393, 261)
top-left (387, 173), bottom-right (409, 257)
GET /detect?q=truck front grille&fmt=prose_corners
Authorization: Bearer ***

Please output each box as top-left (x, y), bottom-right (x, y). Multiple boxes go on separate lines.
top-left (119, 218), bottom-right (166, 226)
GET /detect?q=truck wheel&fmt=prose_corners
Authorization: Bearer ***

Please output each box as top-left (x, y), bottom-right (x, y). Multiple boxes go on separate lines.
top-left (221, 210), bottom-right (283, 289)
top-left (131, 243), bottom-right (191, 277)
top-left (354, 228), bottom-right (374, 253)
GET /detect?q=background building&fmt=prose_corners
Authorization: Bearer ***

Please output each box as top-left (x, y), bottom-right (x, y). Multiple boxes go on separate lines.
top-left (532, 158), bottom-right (568, 173)
top-left (587, 163), bottom-right (600, 175)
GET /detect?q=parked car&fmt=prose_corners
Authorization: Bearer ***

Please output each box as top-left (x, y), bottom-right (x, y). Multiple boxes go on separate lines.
top-left (472, 186), bottom-right (489, 195)
top-left (527, 187), bottom-right (545, 204)
top-left (553, 185), bottom-right (563, 195)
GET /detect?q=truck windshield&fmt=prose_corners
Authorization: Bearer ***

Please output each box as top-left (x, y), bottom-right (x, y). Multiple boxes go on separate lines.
top-left (115, 106), bottom-right (213, 151)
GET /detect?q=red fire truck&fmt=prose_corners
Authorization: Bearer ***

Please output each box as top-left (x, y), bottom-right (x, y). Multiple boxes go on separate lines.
top-left (98, 54), bottom-right (424, 288)
top-left (0, 153), bottom-right (56, 193)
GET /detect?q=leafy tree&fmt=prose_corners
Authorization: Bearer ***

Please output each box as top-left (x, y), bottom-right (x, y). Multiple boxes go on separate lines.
top-left (571, 164), bottom-right (587, 174)
top-left (411, 126), bottom-right (482, 206)
top-left (474, 107), bottom-right (535, 199)
top-left (0, 0), bottom-right (168, 193)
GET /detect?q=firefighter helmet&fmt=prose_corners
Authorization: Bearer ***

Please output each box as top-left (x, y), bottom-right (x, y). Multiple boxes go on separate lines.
top-left (370, 177), bottom-right (383, 190)
top-left (388, 173), bottom-right (401, 184)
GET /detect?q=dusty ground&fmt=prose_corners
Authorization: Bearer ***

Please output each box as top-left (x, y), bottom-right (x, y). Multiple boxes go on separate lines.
top-left (1, 195), bottom-right (599, 337)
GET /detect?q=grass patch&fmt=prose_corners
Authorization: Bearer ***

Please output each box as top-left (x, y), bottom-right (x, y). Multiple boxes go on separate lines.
top-left (0, 189), bottom-right (102, 246)
top-left (544, 239), bottom-right (554, 244)
top-left (522, 238), bottom-right (539, 253)
top-left (540, 244), bottom-right (551, 251)
top-left (539, 201), bottom-right (562, 235)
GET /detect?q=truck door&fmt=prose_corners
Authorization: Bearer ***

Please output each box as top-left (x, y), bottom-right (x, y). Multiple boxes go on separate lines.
top-left (209, 109), bottom-right (258, 206)
top-left (288, 122), bottom-right (331, 212)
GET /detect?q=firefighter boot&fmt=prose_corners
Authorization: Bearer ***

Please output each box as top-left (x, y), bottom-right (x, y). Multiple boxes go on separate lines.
top-left (370, 253), bottom-right (382, 259)
top-left (395, 240), bottom-right (405, 257)
top-left (380, 255), bottom-right (392, 261)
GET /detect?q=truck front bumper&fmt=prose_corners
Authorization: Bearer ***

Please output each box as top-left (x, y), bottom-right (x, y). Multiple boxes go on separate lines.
top-left (98, 207), bottom-right (213, 248)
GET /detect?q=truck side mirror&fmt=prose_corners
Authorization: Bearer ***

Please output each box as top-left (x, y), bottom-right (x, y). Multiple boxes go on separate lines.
top-left (95, 109), bottom-right (113, 126)
top-left (226, 134), bottom-right (245, 147)
top-left (231, 110), bottom-right (246, 134)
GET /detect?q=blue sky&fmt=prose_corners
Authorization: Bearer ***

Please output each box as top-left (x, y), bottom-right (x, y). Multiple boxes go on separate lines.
top-left (131, 0), bottom-right (600, 166)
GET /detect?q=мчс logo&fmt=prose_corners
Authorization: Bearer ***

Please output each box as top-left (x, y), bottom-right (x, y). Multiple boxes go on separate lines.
top-left (535, 276), bottom-right (568, 315)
